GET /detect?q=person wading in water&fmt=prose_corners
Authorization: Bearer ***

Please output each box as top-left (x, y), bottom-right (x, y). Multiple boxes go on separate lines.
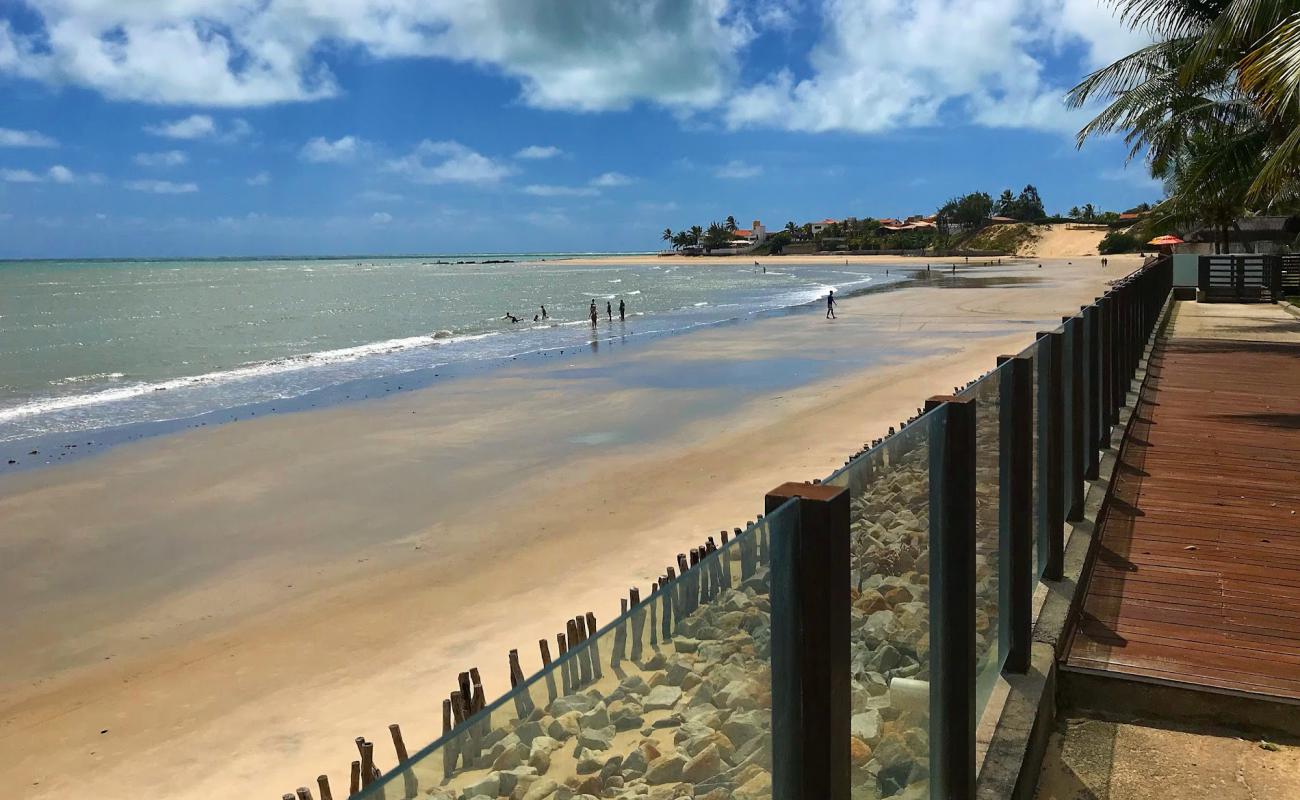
top-left (826, 290), bottom-right (837, 320)
top-left (618, 298), bottom-right (626, 321)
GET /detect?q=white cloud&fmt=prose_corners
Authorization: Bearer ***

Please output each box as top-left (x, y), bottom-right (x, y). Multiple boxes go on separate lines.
top-left (523, 184), bottom-right (600, 197)
top-left (300, 135), bottom-right (364, 163)
top-left (2, 168), bottom-right (42, 183)
top-left (0, 2), bottom-right (753, 110)
top-left (515, 145), bottom-right (563, 160)
top-left (714, 160), bottom-right (762, 179)
top-left (145, 114), bottom-right (216, 139)
top-left (134, 150), bottom-right (188, 167)
top-left (2, 165), bottom-right (100, 184)
top-left (360, 189), bottom-right (403, 202)
top-left (590, 171), bottom-right (634, 188)
top-left (126, 179), bottom-right (198, 194)
top-left (370, 211), bottom-right (393, 224)
top-left (387, 140), bottom-right (513, 185)
top-left (725, 0), bottom-right (1142, 135)
top-left (0, 127), bottom-right (57, 147)
top-left (246, 171), bottom-right (271, 186)
top-left (47, 164), bottom-right (75, 183)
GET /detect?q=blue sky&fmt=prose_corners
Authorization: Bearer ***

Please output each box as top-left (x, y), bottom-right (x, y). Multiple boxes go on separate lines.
top-left (0, 1), bottom-right (1161, 258)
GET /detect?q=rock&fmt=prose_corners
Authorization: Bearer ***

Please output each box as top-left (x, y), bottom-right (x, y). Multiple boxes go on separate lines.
top-left (877, 760), bottom-right (914, 797)
top-left (651, 713), bottom-right (684, 729)
top-left (548, 712), bottom-right (582, 741)
top-left (498, 767), bottom-right (539, 796)
top-left (463, 773), bottom-right (501, 799)
top-left (643, 685), bottom-right (684, 712)
top-left (610, 699), bottom-right (645, 732)
top-left (575, 775), bottom-right (603, 795)
top-left (855, 589), bottom-right (889, 614)
top-left (619, 675), bottom-right (651, 697)
top-left (528, 748), bottom-right (551, 774)
top-left (714, 680), bottom-right (761, 711)
top-left (581, 702), bottom-right (611, 730)
top-left (644, 753), bottom-right (687, 784)
top-left (682, 743), bottom-right (723, 782)
top-left (851, 710), bottom-right (882, 744)
top-left (639, 740), bottom-right (662, 762)
top-left (552, 694), bottom-right (599, 716)
top-left (665, 661), bottom-right (693, 686)
top-left (721, 709), bottom-right (766, 745)
top-left (881, 585), bottom-right (913, 606)
top-left (521, 777), bottom-right (559, 800)
top-left (494, 741), bottom-right (529, 770)
top-left (850, 737), bottom-right (873, 766)
top-left (578, 725), bottom-right (615, 751)
top-left (685, 731), bottom-right (735, 763)
top-left (673, 637), bottom-right (701, 653)
top-left (732, 770), bottom-right (772, 800)
top-left (576, 755), bottom-right (603, 774)
top-left (516, 719), bottom-right (545, 745)
top-left (623, 746), bottom-right (649, 774)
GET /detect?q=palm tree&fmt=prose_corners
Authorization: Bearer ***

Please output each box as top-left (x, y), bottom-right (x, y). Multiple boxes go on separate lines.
top-left (662, 227), bottom-right (673, 243)
top-left (724, 215), bottom-right (738, 232)
top-left (1069, 206), bottom-right (1081, 218)
top-left (689, 225), bottom-right (703, 245)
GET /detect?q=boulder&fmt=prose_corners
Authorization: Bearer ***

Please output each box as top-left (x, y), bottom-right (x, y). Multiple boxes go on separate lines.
top-left (520, 777), bottom-right (558, 800)
top-left (681, 743), bottom-right (723, 782)
top-left (643, 685), bottom-right (684, 712)
top-left (548, 712), bottom-right (581, 741)
top-left (721, 709), bottom-right (766, 745)
top-left (462, 773), bottom-right (500, 799)
top-left (577, 725), bottom-right (615, 751)
top-left (851, 710), bottom-right (882, 744)
top-left (732, 770), bottom-right (772, 800)
top-left (551, 694), bottom-right (599, 716)
top-left (644, 753), bottom-right (687, 785)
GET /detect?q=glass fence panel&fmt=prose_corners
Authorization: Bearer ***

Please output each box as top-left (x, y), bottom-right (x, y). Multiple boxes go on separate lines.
top-left (357, 504), bottom-right (797, 800)
top-left (826, 412), bottom-right (936, 800)
top-left (956, 367), bottom-right (1004, 719)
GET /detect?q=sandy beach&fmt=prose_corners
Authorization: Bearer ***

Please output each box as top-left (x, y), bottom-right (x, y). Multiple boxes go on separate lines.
top-left (0, 256), bottom-right (1135, 799)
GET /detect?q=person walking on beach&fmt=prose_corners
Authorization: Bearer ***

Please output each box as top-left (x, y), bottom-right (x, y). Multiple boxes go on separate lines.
top-left (606, 300), bottom-right (612, 321)
top-left (826, 290), bottom-right (837, 320)
top-left (618, 298), bottom-right (626, 321)
top-left (589, 300), bottom-right (598, 326)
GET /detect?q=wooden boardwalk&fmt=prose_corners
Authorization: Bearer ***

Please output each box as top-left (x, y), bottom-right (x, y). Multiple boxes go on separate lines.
top-left (1066, 302), bottom-right (1300, 702)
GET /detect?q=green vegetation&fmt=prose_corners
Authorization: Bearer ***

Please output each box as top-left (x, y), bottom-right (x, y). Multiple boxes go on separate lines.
top-left (1098, 230), bottom-right (1142, 254)
top-left (961, 223), bottom-right (1040, 253)
top-left (1068, 1), bottom-right (1300, 252)
top-left (993, 185), bottom-right (1046, 220)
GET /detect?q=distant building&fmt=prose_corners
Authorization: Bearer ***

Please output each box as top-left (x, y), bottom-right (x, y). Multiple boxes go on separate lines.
top-left (1179, 215), bottom-right (1300, 254)
top-left (989, 216), bottom-right (1018, 225)
top-left (807, 218), bottom-right (839, 235)
top-left (1118, 211), bottom-right (1146, 222)
top-left (730, 219), bottom-right (767, 244)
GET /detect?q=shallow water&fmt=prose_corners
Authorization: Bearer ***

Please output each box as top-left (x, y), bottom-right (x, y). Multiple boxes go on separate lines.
top-left (0, 255), bottom-right (906, 443)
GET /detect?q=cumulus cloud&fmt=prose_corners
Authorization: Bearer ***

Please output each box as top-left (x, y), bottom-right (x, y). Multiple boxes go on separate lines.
top-left (134, 150), bottom-right (188, 167)
top-left (2, 164), bottom-right (101, 184)
top-left (246, 171), bottom-right (271, 186)
top-left (523, 184), bottom-right (600, 197)
top-left (724, 0), bottom-right (1143, 134)
top-left (126, 179), bottom-right (198, 194)
top-left (145, 114), bottom-right (217, 139)
top-left (387, 140), bottom-right (513, 185)
top-left (590, 171), bottom-right (634, 187)
top-left (515, 145), bottom-right (563, 160)
top-left (1, 168), bottom-right (42, 183)
top-left (0, 127), bottom-right (57, 147)
top-left (0, 1), bottom-right (752, 110)
top-left (714, 160), bottom-right (762, 179)
top-left (370, 211), bottom-right (393, 224)
top-left (300, 135), bottom-right (364, 163)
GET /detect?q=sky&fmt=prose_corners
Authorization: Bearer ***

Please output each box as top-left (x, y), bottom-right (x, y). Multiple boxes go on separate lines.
top-left (0, 0), bottom-right (1163, 258)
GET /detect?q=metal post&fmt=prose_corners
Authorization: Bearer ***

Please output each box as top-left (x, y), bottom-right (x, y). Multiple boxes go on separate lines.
top-left (997, 355), bottom-right (1033, 674)
top-left (1097, 296), bottom-right (1115, 435)
top-left (1083, 305), bottom-right (1101, 481)
top-left (765, 482), bottom-right (851, 800)
top-left (927, 395), bottom-right (977, 800)
top-left (1037, 330), bottom-right (1064, 581)
top-left (1064, 317), bottom-right (1085, 520)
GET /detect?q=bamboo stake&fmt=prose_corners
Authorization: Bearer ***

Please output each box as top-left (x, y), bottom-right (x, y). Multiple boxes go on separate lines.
top-left (389, 723), bottom-right (417, 799)
top-left (557, 632), bottom-right (572, 695)
top-left (611, 598), bottom-right (628, 667)
top-left (296, 787), bottom-right (316, 800)
top-left (628, 587), bottom-right (644, 662)
top-left (317, 774), bottom-right (334, 800)
top-left (441, 699), bottom-right (454, 779)
top-left (349, 761), bottom-right (361, 796)
top-left (539, 639), bottom-right (558, 703)
top-left (585, 612), bottom-right (603, 678)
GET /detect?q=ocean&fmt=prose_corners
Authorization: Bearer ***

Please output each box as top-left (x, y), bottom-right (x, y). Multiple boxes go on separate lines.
top-left (0, 254), bottom-right (906, 447)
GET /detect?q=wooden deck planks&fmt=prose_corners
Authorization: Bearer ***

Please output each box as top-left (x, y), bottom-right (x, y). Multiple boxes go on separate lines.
top-left (1066, 330), bottom-right (1300, 702)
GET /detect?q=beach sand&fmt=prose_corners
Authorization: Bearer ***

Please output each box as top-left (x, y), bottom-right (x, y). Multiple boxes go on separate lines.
top-left (0, 256), bottom-right (1136, 799)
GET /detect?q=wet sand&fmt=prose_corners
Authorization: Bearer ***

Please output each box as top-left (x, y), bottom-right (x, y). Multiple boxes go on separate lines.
top-left (0, 256), bottom-right (1136, 799)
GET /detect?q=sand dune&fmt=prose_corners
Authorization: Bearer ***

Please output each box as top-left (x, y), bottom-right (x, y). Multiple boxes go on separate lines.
top-left (1021, 223), bottom-right (1113, 258)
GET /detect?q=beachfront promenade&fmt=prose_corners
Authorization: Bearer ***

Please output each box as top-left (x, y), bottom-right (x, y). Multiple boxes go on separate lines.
top-left (1065, 301), bottom-right (1300, 702)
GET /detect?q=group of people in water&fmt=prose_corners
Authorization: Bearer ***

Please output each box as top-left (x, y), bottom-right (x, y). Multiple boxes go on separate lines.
top-left (502, 299), bottom-right (626, 326)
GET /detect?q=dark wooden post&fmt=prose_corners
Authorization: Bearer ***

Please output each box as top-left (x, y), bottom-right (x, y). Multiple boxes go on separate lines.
top-left (927, 394), bottom-right (977, 800)
top-left (1065, 316), bottom-right (1086, 520)
top-left (1096, 296), bottom-right (1114, 441)
top-left (997, 355), bottom-right (1033, 674)
top-left (389, 723), bottom-right (418, 799)
top-left (1037, 330), bottom-right (1065, 581)
top-left (317, 775), bottom-right (334, 800)
top-left (1083, 305), bottom-right (1101, 481)
top-left (765, 481), bottom-right (850, 800)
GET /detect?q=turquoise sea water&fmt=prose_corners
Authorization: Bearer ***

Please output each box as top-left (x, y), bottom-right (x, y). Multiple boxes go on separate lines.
top-left (0, 254), bottom-right (904, 444)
